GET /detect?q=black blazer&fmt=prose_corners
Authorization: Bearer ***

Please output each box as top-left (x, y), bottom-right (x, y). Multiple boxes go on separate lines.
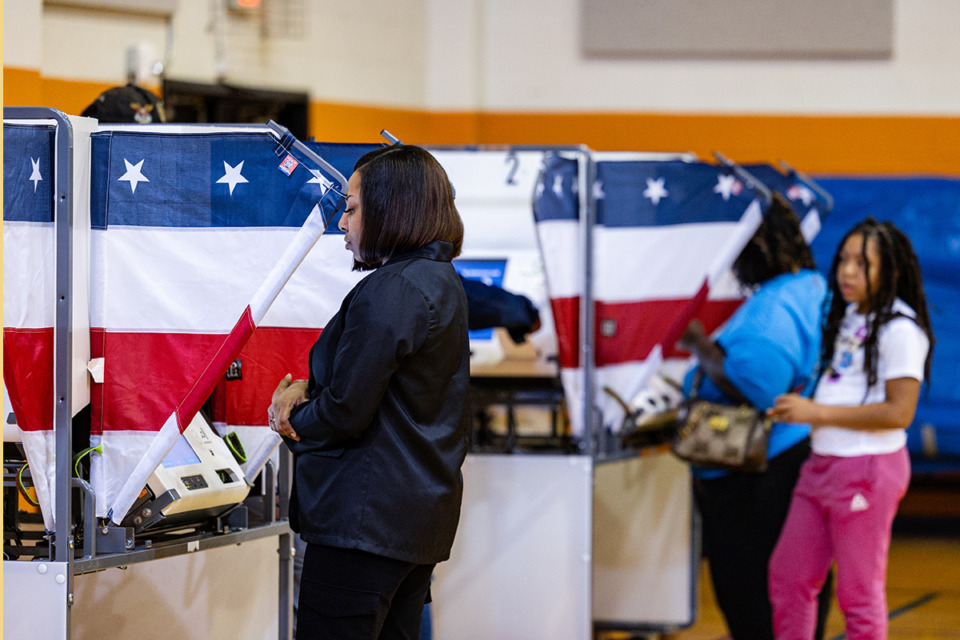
top-left (286, 240), bottom-right (470, 564)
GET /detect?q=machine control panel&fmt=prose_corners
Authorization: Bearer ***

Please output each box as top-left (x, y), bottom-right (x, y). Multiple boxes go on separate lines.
top-left (180, 474), bottom-right (208, 491)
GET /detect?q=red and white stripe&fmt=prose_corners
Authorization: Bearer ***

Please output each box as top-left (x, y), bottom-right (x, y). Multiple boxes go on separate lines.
top-left (3, 218), bottom-right (58, 530)
top-left (91, 204), bottom-right (359, 523)
top-left (537, 200), bottom-right (763, 436)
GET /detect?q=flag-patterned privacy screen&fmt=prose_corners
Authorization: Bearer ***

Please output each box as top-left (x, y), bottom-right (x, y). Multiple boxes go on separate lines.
top-left (532, 155), bottom-right (831, 436)
top-left (86, 127), bottom-right (347, 524)
top-left (8, 122), bottom-right (958, 530)
top-left (3, 123), bottom-right (58, 531)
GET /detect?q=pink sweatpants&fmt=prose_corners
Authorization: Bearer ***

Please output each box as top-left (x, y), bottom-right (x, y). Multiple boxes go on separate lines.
top-left (768, 448), bottom-right (910, 640)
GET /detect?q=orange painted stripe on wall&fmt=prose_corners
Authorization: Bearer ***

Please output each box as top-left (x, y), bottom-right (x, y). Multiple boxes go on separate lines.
top-left (308, 103), bottom-right (480, 146)
top-left (6, 68), bottom-right (959, 176)
top-left (318, 108), bottom-right (960, 176)
top-left (4, 67), bottom-right (157, 119)
top-left (476, 112), bottom-right (960, 176)
top-left (42, 77), bottom-right (122, 119)
top-left (4, 67), bottom-right (44, 107)
top-left (309, 102), bottom-right (431, 144)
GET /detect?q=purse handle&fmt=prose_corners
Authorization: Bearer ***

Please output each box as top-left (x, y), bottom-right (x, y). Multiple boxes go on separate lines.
top-left (691, 366), bottom-right (816, 406)
top-left (691, 368), bottom-right (743, 404)
top-left (689, 368), bottom-right (706, 402)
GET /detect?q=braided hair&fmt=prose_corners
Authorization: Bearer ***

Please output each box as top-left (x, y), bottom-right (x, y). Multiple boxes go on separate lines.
top-left (820, 217), bottom-right (935, 391)
top-left (732, 193), bottom-right (816, 288)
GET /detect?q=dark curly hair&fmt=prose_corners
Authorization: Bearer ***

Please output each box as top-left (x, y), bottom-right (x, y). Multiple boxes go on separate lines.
top-left (820, 217), bottom-right (935, 391)
top-left (732, 193), bottom-right (816, 288)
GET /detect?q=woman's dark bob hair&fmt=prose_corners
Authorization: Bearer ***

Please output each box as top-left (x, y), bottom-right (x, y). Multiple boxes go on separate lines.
top-left (351, 144), bottom-right (464, 270)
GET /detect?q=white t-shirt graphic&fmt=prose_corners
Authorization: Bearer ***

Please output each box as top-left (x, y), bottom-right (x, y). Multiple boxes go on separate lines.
top-left (812, 298), bottom-right (930, 457)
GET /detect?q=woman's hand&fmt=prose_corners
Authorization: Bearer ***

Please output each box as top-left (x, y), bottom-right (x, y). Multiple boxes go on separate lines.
top-left (268, 373), bottom-right (309, 441)
top-left (768, 393), bottom-right (822, 426)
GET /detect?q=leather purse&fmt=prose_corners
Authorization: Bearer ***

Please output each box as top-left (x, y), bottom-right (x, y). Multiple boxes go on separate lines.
top-left (670, 371), bottom-right (772, 473)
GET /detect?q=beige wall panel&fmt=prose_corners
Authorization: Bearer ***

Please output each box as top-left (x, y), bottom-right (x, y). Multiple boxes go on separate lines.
top-left (4, 0), bottom-right (45, 69)
top-left (10, 0), bottom-right (960, 115)
top-left (581, 0), bottom-right (892, 58)
top-left (35, 0), bottom-right (429, 107)
top-left (425, 0), bottom-right (481, 109)
top-left (41, 6), bottom-right (169, 84)
top-left (477, 0), bottom-right (960, 113)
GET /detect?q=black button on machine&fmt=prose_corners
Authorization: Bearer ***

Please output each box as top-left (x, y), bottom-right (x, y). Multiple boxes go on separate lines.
top-left (181, 474), bottom-right (209, 491)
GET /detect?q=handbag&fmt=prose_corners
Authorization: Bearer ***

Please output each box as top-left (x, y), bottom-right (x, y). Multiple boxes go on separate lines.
top-left (670, 370), bottom-right (772, 473)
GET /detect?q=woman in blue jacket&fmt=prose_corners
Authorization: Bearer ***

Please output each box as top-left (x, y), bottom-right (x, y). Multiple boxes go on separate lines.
top-left (268, 144), bottom-right (470, 640)
top-left (677, 195), bottom-right (832, 640)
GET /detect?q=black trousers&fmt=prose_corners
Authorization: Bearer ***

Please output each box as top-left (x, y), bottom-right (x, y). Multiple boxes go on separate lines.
top-left (296, 544), bottom-right (435, 640)
top-left (695, 439), bottom-right (833, 640)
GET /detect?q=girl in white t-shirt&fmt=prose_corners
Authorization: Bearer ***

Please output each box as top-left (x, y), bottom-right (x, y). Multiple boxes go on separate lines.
top-left (766, 218), bottom-right (934, 640)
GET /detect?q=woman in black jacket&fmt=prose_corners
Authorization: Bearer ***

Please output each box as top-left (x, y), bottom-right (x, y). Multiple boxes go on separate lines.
top-left (268, 144), bottom-right (470, 640)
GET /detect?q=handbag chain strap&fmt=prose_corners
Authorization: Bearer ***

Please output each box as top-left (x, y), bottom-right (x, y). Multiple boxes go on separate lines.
top-left (689, 367), bottom-right (754, 409)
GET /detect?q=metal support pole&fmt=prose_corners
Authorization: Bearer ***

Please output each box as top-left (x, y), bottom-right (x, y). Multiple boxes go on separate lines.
top-left (72, 478), bottom-right (97, 560)
top-left (278, 447), bottom-right (294, 639)
top-left (577, 147), bottom-right (598, 457)
top-left (5, 106), bottom-right (77, 637)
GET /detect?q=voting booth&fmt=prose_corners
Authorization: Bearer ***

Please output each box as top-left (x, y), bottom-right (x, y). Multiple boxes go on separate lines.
top-left (3, 108), bottom-right (351, 639)
top-left (5, 107), bottom-right (847, 639)
top-left (426, 146), bottom-right (835, 637)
